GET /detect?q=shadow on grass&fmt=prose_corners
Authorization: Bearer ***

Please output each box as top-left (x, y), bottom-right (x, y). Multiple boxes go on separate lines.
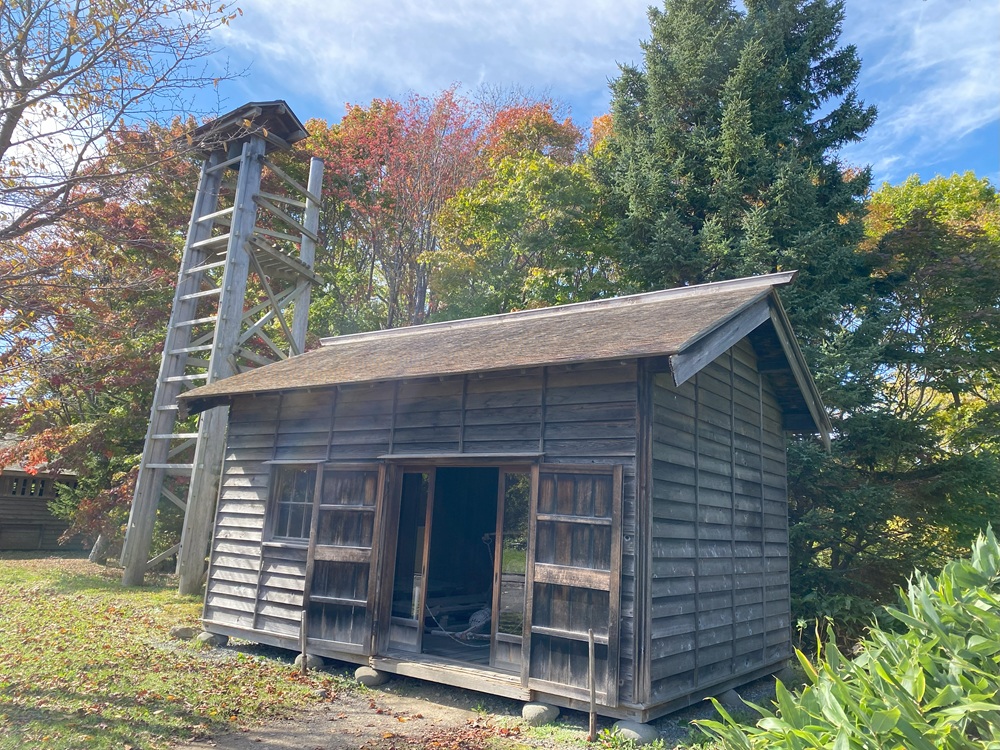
top-left (0, 551), bottom-right (188, 598)
top-left (0, 551), bottom-right (90, 560)
top-left (0, 684), bottom-right (232, 749)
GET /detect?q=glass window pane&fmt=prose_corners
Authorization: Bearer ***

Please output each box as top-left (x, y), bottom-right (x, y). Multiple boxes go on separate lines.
top-left (271, 466), bottom-right (316, 541)
top-left (498, 472), bottom-right (529, 636)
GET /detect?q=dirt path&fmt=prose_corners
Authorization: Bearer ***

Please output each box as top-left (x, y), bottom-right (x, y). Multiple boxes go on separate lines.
top-left (169, 660), bottom-right (777, 749)
top-left (171, 675), bottom-right (591, 750)
top-left (168, 669), bottom-right (776, 750)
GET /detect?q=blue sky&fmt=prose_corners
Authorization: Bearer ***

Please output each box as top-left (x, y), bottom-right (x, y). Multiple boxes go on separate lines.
top-left (206, 0), bottom-right (1000, 188)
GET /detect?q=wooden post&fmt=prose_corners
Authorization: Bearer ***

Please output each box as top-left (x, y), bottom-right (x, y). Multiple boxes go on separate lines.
top-left (588, 628), bottom-right (597, 742)
top-left (176, 405), bottom-right (228, 594)
top-left (299, 615), bottom-right (309, 676)
top-left (177, 136), bottom-right (266, 595)
top-left (290, 157), bottom-right (323, 347)
top-left (88, 533), bottom-right (109, 564)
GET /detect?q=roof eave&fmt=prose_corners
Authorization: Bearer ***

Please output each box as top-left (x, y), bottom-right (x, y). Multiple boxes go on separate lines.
top-left (764, 296), bottom-right (833, 448)
top-left (178, 273), bottom-right (821, 423)
top-left (667, 291), bottom-right (773, 386)
top-left (667, 286), bottom-right (831, 447)
top-left (184, 100), bottom-right (308, 156)
top-left (317, 270), bottom-right (799, 348)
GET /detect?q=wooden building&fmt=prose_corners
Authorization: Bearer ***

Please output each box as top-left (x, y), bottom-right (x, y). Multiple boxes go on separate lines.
top-left (0, 464), bottom-right (80, 551)
top-left (179, 272), bottom-right (830, 721)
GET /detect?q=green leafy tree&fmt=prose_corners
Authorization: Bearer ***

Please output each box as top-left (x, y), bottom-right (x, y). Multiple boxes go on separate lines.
top-left (790, 174), bottom-right (1000, 619)
top-left (430, 105), bottom-right (618, 319)
top-left (301, 93), bottom-right (600, 332)
top-left (597, 0), bottom-right (1000, 627)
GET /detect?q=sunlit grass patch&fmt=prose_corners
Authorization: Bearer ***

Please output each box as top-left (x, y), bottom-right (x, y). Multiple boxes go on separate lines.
top-left (0, 554), bottom-right (349, 750)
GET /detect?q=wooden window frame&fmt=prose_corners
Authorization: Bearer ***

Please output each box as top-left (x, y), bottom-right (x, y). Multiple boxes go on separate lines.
top-left (266, 463), bottom-right (321, 543)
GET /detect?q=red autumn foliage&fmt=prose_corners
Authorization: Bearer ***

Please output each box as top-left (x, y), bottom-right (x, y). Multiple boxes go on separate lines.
top-left (483, 102), bottom-right (581, 165)
top-left (1, 120), bottom-right (200, 542)
top-left (299, 89), bottom-right (585, 334)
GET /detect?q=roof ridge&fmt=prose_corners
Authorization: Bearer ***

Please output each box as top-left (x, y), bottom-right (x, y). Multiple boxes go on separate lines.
top-left (318, 271), bottom-right (796, 348)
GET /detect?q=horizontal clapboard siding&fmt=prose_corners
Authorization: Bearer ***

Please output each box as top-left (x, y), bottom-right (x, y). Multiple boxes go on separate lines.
top-left (649, 340), bottom-right (789, 704)
top-left (0, 472), bottom-right (82, 551)
top-left (205, 395), bottom-right (276, 629)
top-left (332, 383), bottom-right (394, 458)
top-left (465, 369), bottom-right (543, 453)
top-left (206, 361), bottom-right (640, 706)
top-left (253, 390), bottom-right (331, 634)
top-left (394, 377), bottom-right (463, 453)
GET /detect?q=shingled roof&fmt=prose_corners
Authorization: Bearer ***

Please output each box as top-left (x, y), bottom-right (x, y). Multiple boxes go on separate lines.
top-left (185, 100), bottom-right (308, 156)
top-left (179, 272), bottom-right (831, 443)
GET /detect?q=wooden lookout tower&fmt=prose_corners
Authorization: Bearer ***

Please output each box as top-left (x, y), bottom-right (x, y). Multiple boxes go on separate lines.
top-left (120, 101), bottom-right (324, 593)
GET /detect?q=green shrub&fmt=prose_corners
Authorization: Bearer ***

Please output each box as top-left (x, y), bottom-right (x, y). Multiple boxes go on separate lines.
top-left (595, 727), bottom-right (667, 749)
top-left (698, 527), bottom-right (1000, 749)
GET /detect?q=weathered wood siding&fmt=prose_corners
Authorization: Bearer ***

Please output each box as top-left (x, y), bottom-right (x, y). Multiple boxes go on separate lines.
top-left (0, 471), bottom-right (81, 551)
top-left (542, 363), bottom-right (638, 704)
top-left (204, 393), bottom-right (279, 634)
top-left (648, 340), bottom-right (789, 704)
top-left (331, 383), bottom-right (394, 458)
top-left (204, 361), bottom-right (639, 701)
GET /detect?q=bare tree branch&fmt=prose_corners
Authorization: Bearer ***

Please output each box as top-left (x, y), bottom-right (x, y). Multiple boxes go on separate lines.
top-left (0, 0), bottom-right (241, 268)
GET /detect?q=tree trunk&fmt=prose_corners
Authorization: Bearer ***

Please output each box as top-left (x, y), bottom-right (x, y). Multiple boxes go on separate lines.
top-left (89, 534), bottom-right (110, 564)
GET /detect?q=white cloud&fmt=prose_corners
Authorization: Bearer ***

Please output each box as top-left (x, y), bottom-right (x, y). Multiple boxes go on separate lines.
top-left (207, 0), bottom-right (999, 184)
top-left (840, 0), bottom-right (1000, 183)
top-left (212, 0), bottom-right (650, 121)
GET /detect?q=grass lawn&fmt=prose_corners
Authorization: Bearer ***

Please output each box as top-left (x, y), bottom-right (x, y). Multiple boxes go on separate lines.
top-left (0, 553), bottom-right (346, 750)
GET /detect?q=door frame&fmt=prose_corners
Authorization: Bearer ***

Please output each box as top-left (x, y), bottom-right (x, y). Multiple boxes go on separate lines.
top-left (373, 459), bottom-right (536, 665)
top-left (371, 457), bottom-right (622, 704)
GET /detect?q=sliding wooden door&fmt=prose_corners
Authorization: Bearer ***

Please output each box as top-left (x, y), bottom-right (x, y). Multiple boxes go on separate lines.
top-left (381, 467), bottom-right (435, 653)
top-left (522, 464), bottom-right (623, 706)
top-left (302, 464), bottom-right (384, 655)
top-left (490, 467), bottom-right (534, 671)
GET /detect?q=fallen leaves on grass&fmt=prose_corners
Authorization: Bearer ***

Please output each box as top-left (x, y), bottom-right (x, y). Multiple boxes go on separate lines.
top-left (0, 555), bottom-right (348, 750)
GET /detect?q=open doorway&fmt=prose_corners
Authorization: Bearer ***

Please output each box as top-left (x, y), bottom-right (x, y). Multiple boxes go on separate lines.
top-left (385, 464), bottom-right (530, 671)
top-left (421, 467), bottom-right (499, 665)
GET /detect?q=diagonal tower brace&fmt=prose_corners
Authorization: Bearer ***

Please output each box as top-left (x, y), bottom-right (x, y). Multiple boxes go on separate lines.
top-left (120, 102), bottom-right (323, 593)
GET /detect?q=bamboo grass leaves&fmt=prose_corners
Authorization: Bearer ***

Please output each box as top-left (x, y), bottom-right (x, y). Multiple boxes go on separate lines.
top-left (699, 528), bottom-right (1000, 749)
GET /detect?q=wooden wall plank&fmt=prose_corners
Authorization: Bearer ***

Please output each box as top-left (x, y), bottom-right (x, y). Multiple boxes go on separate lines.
top-left (649, 338), bottom-right (790, 706)
top-left (0, 471), bottom-right (83, 551)
top-left (204, 396), bottom-right (276, 634)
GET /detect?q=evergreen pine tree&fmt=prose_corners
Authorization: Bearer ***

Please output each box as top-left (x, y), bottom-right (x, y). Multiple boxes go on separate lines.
top-left (604, 2), bottom-right (1000, 625)
top-left (604, 0), bottom-right (876, 340)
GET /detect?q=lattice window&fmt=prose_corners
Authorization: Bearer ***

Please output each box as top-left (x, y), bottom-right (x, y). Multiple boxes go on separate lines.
top-left (7, 477), bottom-right (46, 496)
top-left (269, 466), bottom-right (316, 540)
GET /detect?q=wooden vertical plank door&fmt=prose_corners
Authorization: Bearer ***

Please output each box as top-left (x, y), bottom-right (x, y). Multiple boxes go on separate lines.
top-left (523, 464), bottom-right (623, 706)
top-left (302, 464), bottom-right (383, 655)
